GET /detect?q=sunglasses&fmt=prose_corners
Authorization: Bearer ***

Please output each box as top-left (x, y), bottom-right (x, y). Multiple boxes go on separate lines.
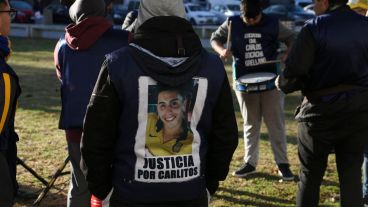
top-left (0, 8), bottom-right (18, 20)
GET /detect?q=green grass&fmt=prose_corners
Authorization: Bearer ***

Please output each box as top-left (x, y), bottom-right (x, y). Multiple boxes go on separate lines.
top-left (9, 37), bottom-right (340, 207)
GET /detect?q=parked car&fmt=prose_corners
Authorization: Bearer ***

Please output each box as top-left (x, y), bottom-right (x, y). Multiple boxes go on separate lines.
top-left (294, 0), bottom-right (313, 7)
top-left (184, 3), bottom-right (219, 25)
top-left (211, 2), bottom-right (240, 23)
top-left (303, 3), bottom-right (315, 15)
top-left (263, 4), bottom-right (314, 26)
top-left (45, 0), bottom-right (72, 24)
top-left (184, 0), bottom-right (210, 9)
top-left (10, 0), bottom-right (34, 23)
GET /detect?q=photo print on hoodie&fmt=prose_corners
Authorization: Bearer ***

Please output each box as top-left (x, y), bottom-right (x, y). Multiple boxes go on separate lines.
top-left (134, 76), bottom-right (208, 183)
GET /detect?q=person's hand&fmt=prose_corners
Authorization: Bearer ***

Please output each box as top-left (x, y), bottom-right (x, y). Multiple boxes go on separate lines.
top-left (219, 48), bottom-right (231, 60)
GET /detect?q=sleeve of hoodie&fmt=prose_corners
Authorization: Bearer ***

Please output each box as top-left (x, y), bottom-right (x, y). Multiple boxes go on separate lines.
top-left (277, 26), bottom-right (316, 94)
top-left (210, 19), bottom-right (229, 45)
top-left (80, 60), bottom-right (121, 200)
top-left (206, 74), bottom-right (238, 195)
top-left (54, 39), bottom-right (63, 81)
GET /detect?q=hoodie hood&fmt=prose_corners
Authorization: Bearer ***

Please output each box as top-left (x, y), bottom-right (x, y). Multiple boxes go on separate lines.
top-left (130, 16), bottom-right (204, 87)
top-left (135, 0), bottom-right (186, 32)
top-left (69, 0), bottom-right (106, 24)
top-left (65, 17), bottom-right (112, 51)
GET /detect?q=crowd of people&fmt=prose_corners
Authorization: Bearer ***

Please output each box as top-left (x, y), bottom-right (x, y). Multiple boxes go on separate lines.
top-left (0, 0), bottom-right (368, 206)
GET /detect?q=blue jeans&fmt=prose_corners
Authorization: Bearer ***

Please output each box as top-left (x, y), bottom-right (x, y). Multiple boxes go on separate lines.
top-left (363, 149), bottom-right (368, 199)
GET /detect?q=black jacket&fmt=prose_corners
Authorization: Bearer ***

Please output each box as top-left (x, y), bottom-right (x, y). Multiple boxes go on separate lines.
top-left (81, 16), bottom-right (238, 204)
top-left (278, 5), bottom-right (368, 121)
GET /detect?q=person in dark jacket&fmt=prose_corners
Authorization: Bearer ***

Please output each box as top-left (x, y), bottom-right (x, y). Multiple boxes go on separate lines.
top-left (80, 0), bottom-right (238, 206)
top-left (347, 1), bottom-right (368, 204)
top-left (276, 0), bottom-right (368, 205)
top-left (0, 1), bottom-right (21, 206)
top-left (53, 0), bottom-right (128, 206)
top-left (211, 0), bottom-right (295, 180)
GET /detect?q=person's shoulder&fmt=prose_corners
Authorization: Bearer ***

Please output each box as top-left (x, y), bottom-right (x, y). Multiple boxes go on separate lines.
top-left (56, 37), bottom-right (67, 47)
top-left (105, 46), bottom-right (131, 64)
top-left (228, 15), bottom-right (242, 23)
top-left (306, 10), bottom-right (343, 27)
top-left (147, 112), bottom-right (158, 120)
top-left (55, 37), bottom-right (68, 53)
top-left (0, 64), bottom-right (18, 80)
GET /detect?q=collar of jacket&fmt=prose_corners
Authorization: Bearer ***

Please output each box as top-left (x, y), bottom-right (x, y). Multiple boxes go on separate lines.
top-left (65, 16), bottom-right (112, 51)
top-left (327, 4), bottom-right (350, 13)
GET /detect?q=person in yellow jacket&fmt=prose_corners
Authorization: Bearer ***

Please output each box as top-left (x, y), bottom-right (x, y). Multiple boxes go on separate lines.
top-left (348, 0), bottom-right (368, 15)
top-left (145, 85), bottom-right (194, 156)
top-left (0, 0), bottom-right (21, 206)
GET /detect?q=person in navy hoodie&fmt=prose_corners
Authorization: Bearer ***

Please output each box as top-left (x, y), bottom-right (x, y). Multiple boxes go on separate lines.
top-left (277, 0), bottom-right (368, 205)
top-left (0, 1), bottom-right (21, 206)
top-left (53, 0), bottom-right (128, 206)
top-left (80, 0), bottom-right (239, 206)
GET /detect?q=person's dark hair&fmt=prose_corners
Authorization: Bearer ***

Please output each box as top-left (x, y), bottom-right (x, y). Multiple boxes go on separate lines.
top-left (240, 0), bottom-right (262, 18)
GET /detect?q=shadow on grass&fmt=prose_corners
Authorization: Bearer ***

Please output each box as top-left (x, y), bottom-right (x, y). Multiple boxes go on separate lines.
top-left (15, 184), bottom-right (67, 207)
top-left (259, 132), bottom-right (298, 146)
top-left (14, 64), bottom-right (61, 114)
top-left (239, 172), bottom-right (283, 182)
top-left (215, 187), bottom-right (294, 207)
top-left (321, 179), bottom-right (339, 188)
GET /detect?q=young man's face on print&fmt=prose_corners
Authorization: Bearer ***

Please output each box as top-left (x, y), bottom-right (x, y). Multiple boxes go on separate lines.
top-left (157, 90), bottom-right (187, 130)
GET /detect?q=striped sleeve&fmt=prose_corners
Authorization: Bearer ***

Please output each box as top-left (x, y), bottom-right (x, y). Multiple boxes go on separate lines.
top-left (0, 73), bottom-right (16, 134)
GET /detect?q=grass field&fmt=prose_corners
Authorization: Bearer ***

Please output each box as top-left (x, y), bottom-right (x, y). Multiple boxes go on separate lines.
top-left (9, 37), bottom-right (341, 207)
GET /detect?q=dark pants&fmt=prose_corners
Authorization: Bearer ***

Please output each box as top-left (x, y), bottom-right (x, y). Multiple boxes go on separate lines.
top-left (0, 139), bottom-right (17, 207)
top-left (296, 113), bottom-right (368, 207)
